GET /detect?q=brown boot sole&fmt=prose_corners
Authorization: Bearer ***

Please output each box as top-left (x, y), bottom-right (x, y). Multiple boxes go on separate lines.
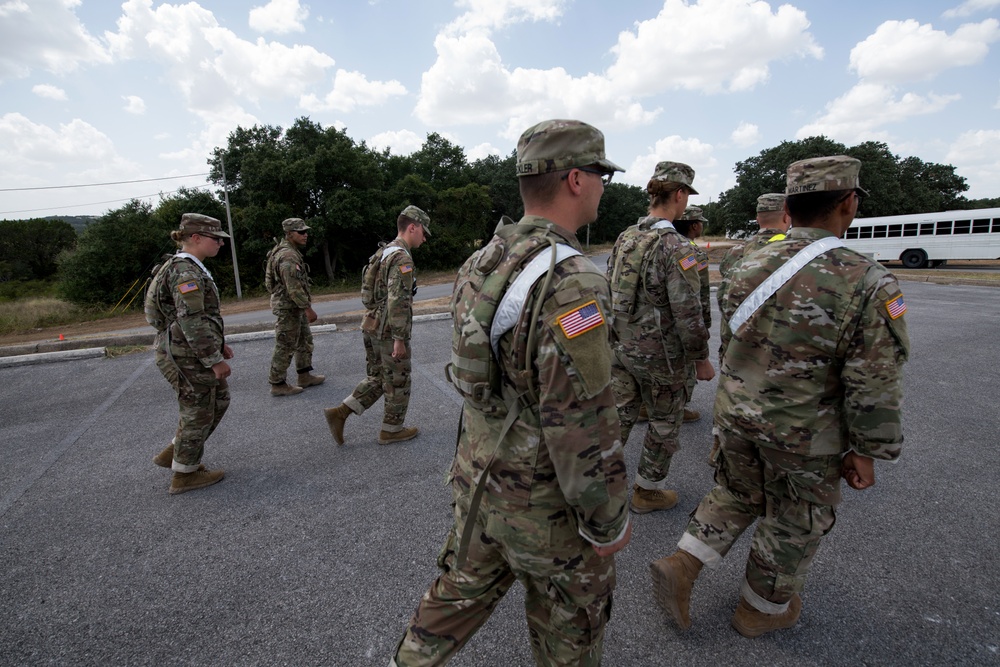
top-left (731, 595), bottom-right (802, 638)
top-left (169, 472), bottom-right (224, 495)
top-left (378, 430), bottom-right (418, 445)
top-left (324, 408), bottom-right (346, 445)
top-left (650, 558), bottom-right (692, 630)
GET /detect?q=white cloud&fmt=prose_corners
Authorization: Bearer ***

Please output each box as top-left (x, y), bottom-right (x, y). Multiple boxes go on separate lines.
top-left (627, 135), bottom-right (717, 187)
top-left (466, 142), bottom-right (503, 161)
top-left (943, 0), bottom-right (1000, 19)
top-left (300, 69), bottom-right (407, 113)
top-left (417, 0), bottom-right (822, 136)
top-left (607, 0), bottom-right (823, 95)
top-left (123, 95), bottom-right (146, 114)
top-left (731, 122), bottom-right (761, 148)
top-left (0, 112), bottom-right (136, 173)
top-left (249, 0), bottom-right (309, 35)
top-left (946, 129), bottom-right (1000, 198)
top-left (32, 84), bottom-right (67, 101)
top-left (368, 129), bottom-right (423, 155)
top-left (796, 83), bottom-right (960, 144)
top-left (0, 0), bottom-right (110, 82)
top-left (850, 19), bottom-right (1000, 83)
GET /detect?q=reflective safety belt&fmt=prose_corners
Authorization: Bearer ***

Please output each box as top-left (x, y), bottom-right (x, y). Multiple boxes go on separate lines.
top-left (489, 243), bottom-right (581, 358)
top-left (728, 236), bottom-right (844, 334)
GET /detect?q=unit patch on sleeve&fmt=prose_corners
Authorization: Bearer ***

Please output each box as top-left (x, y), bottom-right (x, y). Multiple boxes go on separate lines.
top-left (885, 293), bottom-right (907, 320)
top-left (178, 281), bottom-right (199, 294)
top-left (679, 254), bottom-right (698, 271)
top-left (556, 300), bottom-right (605, 339)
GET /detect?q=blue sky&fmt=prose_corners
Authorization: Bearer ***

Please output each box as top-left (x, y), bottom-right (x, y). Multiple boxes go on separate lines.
top-left (1, 0), bottom-right (998, 219)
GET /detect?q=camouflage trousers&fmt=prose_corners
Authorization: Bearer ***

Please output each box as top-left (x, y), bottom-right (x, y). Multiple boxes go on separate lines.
top-left (393, 492), bottom-right (615, 666)
top-left (268, 308), bottom-right (314, 384)
top-left (155, 344), bottom-right (230, 473)
top-left (344, 333), bottom-right (410, 430)
top-left (610, 353), bottom-right (688, 489)
top-left (680, 428), bottom-right (841, 610)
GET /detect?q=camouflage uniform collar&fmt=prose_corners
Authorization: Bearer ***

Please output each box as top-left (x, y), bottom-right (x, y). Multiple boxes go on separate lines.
top-left (787, 227), bottom-right (838, 241)
top-left (638, 215), bottom-right (678, 232)
top-left (390, 237), bottom-right (413, 256)
top-left (517, 215), bottom-right (583, 251)
top-left (175, 251), bottom-right (214, 281)
top-left (279, 238), bottom-right (304, 257)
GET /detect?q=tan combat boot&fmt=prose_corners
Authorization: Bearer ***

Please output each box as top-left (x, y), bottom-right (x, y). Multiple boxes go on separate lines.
top-left (731, 593), bottom-right (802, 638)
top-left (649, 550), bottom-right (704, 630)
top-left (323, 404), bottom-right (352, 445)
top-left (297, 372), bottom-right (326, 388)
top-left (168, 468), bottom-right (225, 495)
top-left (153, 444), bottom-right (174, 468)
top-left (378, 426), bottom-right (419, 445)
top-left (631, 484), bottom-right (678, 513)
top-left (271, 382), bottom-right (304, 397)
top-left (683, 407), bottom-right (701, 422)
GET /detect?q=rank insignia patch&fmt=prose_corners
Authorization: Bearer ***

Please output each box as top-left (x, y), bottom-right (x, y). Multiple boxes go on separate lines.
top-left (885, 293), bottom-right (906, 319)
top-left (556, 300), bottom-right (605, 339)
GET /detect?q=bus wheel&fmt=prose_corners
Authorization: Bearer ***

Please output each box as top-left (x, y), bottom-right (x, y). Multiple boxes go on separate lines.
top-left (901, 249), bottom-right (927, 269)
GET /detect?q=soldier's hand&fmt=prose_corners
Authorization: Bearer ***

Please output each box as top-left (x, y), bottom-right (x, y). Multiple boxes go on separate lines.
top-left (306, 306), bottom-right (318, 323)
top-left (212, 360), bottom-right (232, 381)
top-left (222, 344), bottom-right (234, 360)
top-left (695, 359), bottom-right (715, 381)
top-left (592, 520), bottom-right (632, 557)
top-left (392, 339), bottom-right (408, 360)
top-left (842, 451), bottom-right (875, 490)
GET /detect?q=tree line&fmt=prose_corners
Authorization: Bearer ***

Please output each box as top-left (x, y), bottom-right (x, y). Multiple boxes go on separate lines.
top-left (2, 118), bottom-right (994, 307)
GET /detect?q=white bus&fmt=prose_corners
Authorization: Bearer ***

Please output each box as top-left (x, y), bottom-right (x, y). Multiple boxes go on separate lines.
top-left (843, 207), bottom-right (1000, 268)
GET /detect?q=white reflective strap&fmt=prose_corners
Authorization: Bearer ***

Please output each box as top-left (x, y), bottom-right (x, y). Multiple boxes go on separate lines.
top-left (728, 236), bottom-right (844, 334)
top-left (381, 245), bottom-right (405, 262)
top-left (490, 244), bottom-right (581, 357)
top-left (650, 220), bottom-right (675, 230)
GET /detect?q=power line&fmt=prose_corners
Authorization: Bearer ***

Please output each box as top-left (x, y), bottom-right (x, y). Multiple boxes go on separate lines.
top-left (0, 186), bottom-right (214, 217)
top-left (0, 172), bottom-right (211, 192)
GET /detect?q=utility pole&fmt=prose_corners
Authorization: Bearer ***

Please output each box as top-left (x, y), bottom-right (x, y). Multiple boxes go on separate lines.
top-left (220, 155), bottom-right (242, 299)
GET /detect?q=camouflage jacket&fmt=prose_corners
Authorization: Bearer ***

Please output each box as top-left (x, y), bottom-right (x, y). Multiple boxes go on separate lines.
top-left (369, 238), bottom-right (415, 341)
top-left (717, 227), bottom-right (786, 313)
top-left (266, 239), bottom-right (311, 312)
top-left (149, 254), bottom-right (226, 368)
top-left (689, 239), bottom-right (711, 333)
top-left (607, 216), bottom-right (709, 382)
top-left (717, 226), bottom-right (910, 460)
top-left (449, 215), bottom-right (630, 547)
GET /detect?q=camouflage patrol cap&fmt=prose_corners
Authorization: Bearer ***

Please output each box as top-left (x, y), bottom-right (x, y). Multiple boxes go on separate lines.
top-left (400, 205), bottom-right (431, 237)
top-left (648, 161), bottom-right (699, 195)
top-left (179, 213), bottom-right (229, 238)
top-left (786, 155), bottom-right (869, 197)
top-left (756, 193), bottom-right (786, 213)
top-left (679, 205), bottom-right (708, 222)
top-left (282, 217), bottom-right (311, 232)
top-left (515, 119), bottom-right (624, 178)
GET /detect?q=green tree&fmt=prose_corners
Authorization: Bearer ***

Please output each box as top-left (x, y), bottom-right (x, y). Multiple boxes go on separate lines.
top-left (593, 183), bottom-right (650, 244)
top-left (469, 151), bottom-right (521, 222)
top-left (0, 218), bottom-right (77, 282)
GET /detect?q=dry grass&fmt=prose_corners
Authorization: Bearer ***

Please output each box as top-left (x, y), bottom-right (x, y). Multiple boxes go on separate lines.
top-left (0, 298), bottom-right (115, 337)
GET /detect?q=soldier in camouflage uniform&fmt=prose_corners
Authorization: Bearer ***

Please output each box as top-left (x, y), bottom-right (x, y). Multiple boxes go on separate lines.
top-left (651, 156), bottom-right (910, 638)
top-left (673, 205), bottom-right (712, 423)
top-left (266, 217), bottom-right (325, 396)
top-left (391, 120), bottom-right (632, 666)
top-left (324, 206), bottom-right (429, 445)
top-left (145, 214), bottom-right (232, 495)
top-left (607, 162), bottom-right (715, 514)
top-left (717, 193), bottom-right (791, 316)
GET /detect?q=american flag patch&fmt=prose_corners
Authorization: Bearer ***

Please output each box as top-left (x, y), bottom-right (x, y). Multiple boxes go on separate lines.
top-left (178, 281), bottom-right (199, 294)
top-left (698, 260), bottom-right (709, 271)
top-left (399, 264), bottom-right (413, 274)
top-left (885, 294), bottom-right (906, 319)
top-left (556, 300), bottom-right (605, 339)
top-left (679, 254), bottom-right (697, 271)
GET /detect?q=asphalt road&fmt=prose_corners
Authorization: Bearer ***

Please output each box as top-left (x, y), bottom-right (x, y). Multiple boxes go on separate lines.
top-left (1, 280), bottom-right (998, 666)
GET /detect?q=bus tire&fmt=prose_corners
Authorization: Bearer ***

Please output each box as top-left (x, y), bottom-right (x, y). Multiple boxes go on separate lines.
top-left (901, 249), bottom-right (927, 269)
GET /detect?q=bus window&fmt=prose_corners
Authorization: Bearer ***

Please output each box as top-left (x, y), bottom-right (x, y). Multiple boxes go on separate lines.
top-left (920, 222), bottom-right (935, 235)
top-left (888, 224), bottom-right (903, 238)
top-left (903, 223), bottom-right (918, 237)
top-left (994, 219), bottom-right (1000, 233)
top-left (873, 225), bottom-right (888, 238)
top-left (845, 227), bottom-right (859, 240)
top-left (936, 221), bottom-right (952, 235)
top-left (954, 219), bottom-right (971, 234)
top-left (972, 218), bottom-right (990, 233)
top-left (860, 226), bottom-right (873, 239)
